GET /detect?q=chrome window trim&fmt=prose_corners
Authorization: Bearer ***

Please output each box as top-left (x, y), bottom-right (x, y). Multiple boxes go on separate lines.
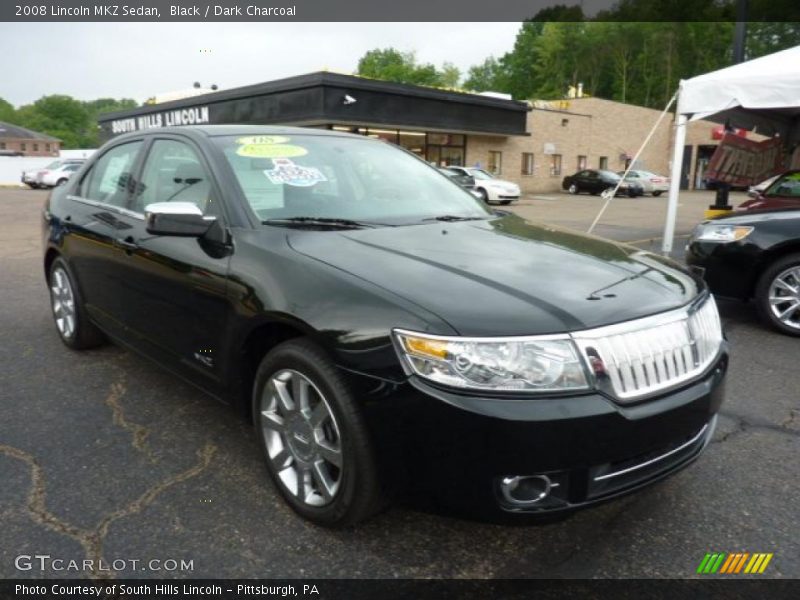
top-left (67, 194), bottom-right (145, 221)
top-left (593, 418), bottom-right (714, 482)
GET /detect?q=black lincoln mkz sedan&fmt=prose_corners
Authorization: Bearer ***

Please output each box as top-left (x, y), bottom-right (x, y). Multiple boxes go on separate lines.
top-left (43, 126), bottom-right (727, 526)
top-left (687, 208), bottom-right (800, 336)
top-left (562, 169), bottom-right (643, 197)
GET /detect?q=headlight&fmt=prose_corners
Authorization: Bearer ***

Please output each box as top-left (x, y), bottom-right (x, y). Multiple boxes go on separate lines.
top-left (393, 330), bottom-right (589, 392)
top-left (692, 223), bottom-right (754, 243)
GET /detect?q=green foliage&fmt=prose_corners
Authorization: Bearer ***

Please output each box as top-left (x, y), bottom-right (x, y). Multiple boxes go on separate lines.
top-left (356, 48), bottom-right (460, 88)
top-left (0, 95), bottom-right (137, 148)
top-left (0, 97), bottom-right (15, 123)
top-left (464, 57), bottom-right (507, 93)
top-left (462, 19), bottom-right (799, 108)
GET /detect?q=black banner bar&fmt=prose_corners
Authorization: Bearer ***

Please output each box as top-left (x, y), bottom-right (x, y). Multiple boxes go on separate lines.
top-left (3, 579), bottom-right (800, 600)
top-left (3, 0), bottom-right (800, 22)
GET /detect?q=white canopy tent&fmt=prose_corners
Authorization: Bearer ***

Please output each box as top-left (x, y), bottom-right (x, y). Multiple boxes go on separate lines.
top-left (662, 45), bottom-right (800, 255)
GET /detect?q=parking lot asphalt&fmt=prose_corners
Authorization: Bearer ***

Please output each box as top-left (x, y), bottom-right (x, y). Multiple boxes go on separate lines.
top-left (1, 188), bottom-right (798, 579)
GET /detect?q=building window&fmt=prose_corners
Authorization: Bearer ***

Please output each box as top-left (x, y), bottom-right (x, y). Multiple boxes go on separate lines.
top-left (550, 154), bottom-right (562, 177)
top-left (21, 143), bottom-right (26, 151)
top-left (488, 151), bottom-right (502, 175)
top-left (0, 142), bottom-right (5, 150)
top-left (577, 155), bottom-right (587, 170)
top-left (521, 153), bottom-right (534, 176)
top-left (33, 143), bottom-right (39, 152)
top-left (599, 156), bottom-right (608, 170)
top-left (46, 143), bottom-right (51, 152)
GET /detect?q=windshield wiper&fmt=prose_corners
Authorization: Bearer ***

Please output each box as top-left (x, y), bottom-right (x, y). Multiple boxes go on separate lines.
top-left (262, 217), bottom-right (381, 229)
top-left (422, 215), bottom-right (487, 222)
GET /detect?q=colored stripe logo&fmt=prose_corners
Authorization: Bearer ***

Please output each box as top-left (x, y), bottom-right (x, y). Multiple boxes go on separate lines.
top-left (697, 552), bottom-right (773, 574)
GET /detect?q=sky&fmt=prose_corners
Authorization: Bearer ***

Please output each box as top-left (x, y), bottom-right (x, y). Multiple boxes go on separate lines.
top-left (0, 22), bottom-right (522, 106)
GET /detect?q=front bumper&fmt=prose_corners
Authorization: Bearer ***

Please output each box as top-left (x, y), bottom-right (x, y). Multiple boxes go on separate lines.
top-left (362, 350), bottom-right (727, 519)
top-left (685, 240), bottom-right (757, 300)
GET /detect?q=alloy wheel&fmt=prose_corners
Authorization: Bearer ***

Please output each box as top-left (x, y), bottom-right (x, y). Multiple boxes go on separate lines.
top-left (260, 369), bottom-right (343, 507)
top-left (768, 266), bottom-right (800, 330)
top-left (51, 267), bottom-right (76, 339)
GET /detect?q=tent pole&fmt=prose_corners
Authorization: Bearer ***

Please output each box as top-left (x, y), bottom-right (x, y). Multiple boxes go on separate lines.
top-left (662, 112), bottom-right (687, 256)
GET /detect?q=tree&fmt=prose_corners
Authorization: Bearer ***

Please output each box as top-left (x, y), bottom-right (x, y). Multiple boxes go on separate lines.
top-left (439, 62), bottom-right (461, 88)
top-left (499, 21), bottom-right (545, 100)
top-left (7, 95), bottom-right (138, 148)
top-left (463, 57), bottom-right (507, 92)
top-left (15, 95), bottom-right (92, 148)
top-left (356, 48), bottom-right (459, 88)
top-left (0, 97), bottom-right (15, 123)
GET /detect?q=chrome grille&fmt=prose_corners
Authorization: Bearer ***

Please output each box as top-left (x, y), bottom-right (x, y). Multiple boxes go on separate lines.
top-left (572, 296), bottom-right (723, 402)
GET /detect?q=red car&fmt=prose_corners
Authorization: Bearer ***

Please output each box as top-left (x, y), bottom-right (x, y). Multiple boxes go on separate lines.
top-left (736, 170), bottom-right (800, 211)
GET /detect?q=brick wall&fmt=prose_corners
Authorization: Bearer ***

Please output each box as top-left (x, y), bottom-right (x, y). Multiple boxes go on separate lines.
top-left (465, 97), bottom-right (728, 194)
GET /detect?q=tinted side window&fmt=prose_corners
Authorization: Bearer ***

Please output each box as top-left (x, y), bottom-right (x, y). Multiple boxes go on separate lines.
top-left (134, 139), bottom-right (216, 215)
top-left (83, 141), bottom-right (142, 207)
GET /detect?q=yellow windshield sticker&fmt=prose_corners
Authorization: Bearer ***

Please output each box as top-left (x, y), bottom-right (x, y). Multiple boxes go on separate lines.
top-left (236, 144), bottom-right (308, 159)
top-left (235, 135), bottom-right (290, 145)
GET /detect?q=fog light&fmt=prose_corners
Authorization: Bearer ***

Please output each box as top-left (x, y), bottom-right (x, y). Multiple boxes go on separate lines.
top-left (500, 475), bottom-right (552, 506)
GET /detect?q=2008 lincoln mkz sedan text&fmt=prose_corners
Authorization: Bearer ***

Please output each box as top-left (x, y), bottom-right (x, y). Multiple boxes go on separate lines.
top-left (42, 126), bottom-right (728, 527)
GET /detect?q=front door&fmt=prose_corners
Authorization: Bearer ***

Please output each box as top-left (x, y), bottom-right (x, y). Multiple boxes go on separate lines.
top-left (109, 136), bottom-right (233, 388)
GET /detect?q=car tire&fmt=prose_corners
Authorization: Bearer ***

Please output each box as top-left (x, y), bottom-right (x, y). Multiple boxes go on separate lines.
top-left (56, 178), bottom-right (68, 187)
top-left (754, 253), bottom-right (800, 336)
top-left (478, 188), bottom-right (490, 204)
top-left (568, 183), bottom-right (579, 195)
top-left (652, 191), bottom-right (663, 197)
top-left (48, 257), bottom-right (106, 350)
top-left (628, 189), bottom-right (637, 198)
top-left (253, 338), bottom-right (385, 527)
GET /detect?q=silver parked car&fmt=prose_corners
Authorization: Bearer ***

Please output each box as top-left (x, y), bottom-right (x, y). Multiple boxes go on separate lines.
top-left (22, 159), bottom-right (85, 189)
top-left (617, 170), bottom-right (670, 196)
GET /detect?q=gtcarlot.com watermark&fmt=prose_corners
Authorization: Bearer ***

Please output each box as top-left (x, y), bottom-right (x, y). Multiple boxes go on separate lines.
top-left (15, 554), bottom-right (194, 573)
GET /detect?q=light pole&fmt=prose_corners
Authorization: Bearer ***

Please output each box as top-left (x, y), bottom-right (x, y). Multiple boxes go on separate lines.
top-left (733, 0), bottom-right (748, 64)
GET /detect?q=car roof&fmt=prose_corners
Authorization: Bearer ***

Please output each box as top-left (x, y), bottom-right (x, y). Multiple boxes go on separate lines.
top-left (107, 124), bottom-right (370, 144)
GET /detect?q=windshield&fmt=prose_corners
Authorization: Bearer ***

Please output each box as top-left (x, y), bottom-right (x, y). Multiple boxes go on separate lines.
top-left (44, 161), bottom-right (62, 169)
top-left (215, 134), bottom-right (491, 225)
top-left (764, 172), bottom-right (800, 198)
top-left (467, 168), bottom-right (495, 181)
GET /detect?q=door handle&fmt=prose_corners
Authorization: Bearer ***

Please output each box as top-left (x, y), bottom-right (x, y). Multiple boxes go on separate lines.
top-left (114, 236), bottom-right (138, 252)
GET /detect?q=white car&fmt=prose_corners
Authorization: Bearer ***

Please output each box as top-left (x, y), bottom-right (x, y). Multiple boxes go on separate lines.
top-left (446, 166), bottom-right (520, 204)
top-left (22, 159), bottom-right (84, 189)
top-left (38, 162), bottom-right (84, 188)
top-left (617, 170), bottom-right (670, 196)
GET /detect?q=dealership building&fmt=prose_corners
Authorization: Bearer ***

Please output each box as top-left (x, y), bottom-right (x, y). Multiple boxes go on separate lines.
top-left (0, 122), bottom-right (61, 157)
top-left (98, 72), bottom-right (736, 193)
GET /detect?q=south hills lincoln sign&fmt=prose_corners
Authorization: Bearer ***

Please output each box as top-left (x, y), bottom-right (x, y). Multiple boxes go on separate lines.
top-left (110, 106), bottom-right (211, 134)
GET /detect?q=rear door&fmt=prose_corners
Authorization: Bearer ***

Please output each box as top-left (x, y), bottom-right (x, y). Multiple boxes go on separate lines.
top-left (63, 139), bottom-right (145, 338)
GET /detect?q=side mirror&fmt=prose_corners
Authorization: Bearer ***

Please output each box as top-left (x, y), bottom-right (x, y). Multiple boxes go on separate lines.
top-left (144, 202), bottom-right (214, 237)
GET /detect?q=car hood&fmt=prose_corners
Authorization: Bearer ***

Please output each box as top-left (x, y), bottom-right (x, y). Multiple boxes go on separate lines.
top-left (715, 207), bottom-right (800, 224)
top-left (287, 215), bottom-right (701, 336)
